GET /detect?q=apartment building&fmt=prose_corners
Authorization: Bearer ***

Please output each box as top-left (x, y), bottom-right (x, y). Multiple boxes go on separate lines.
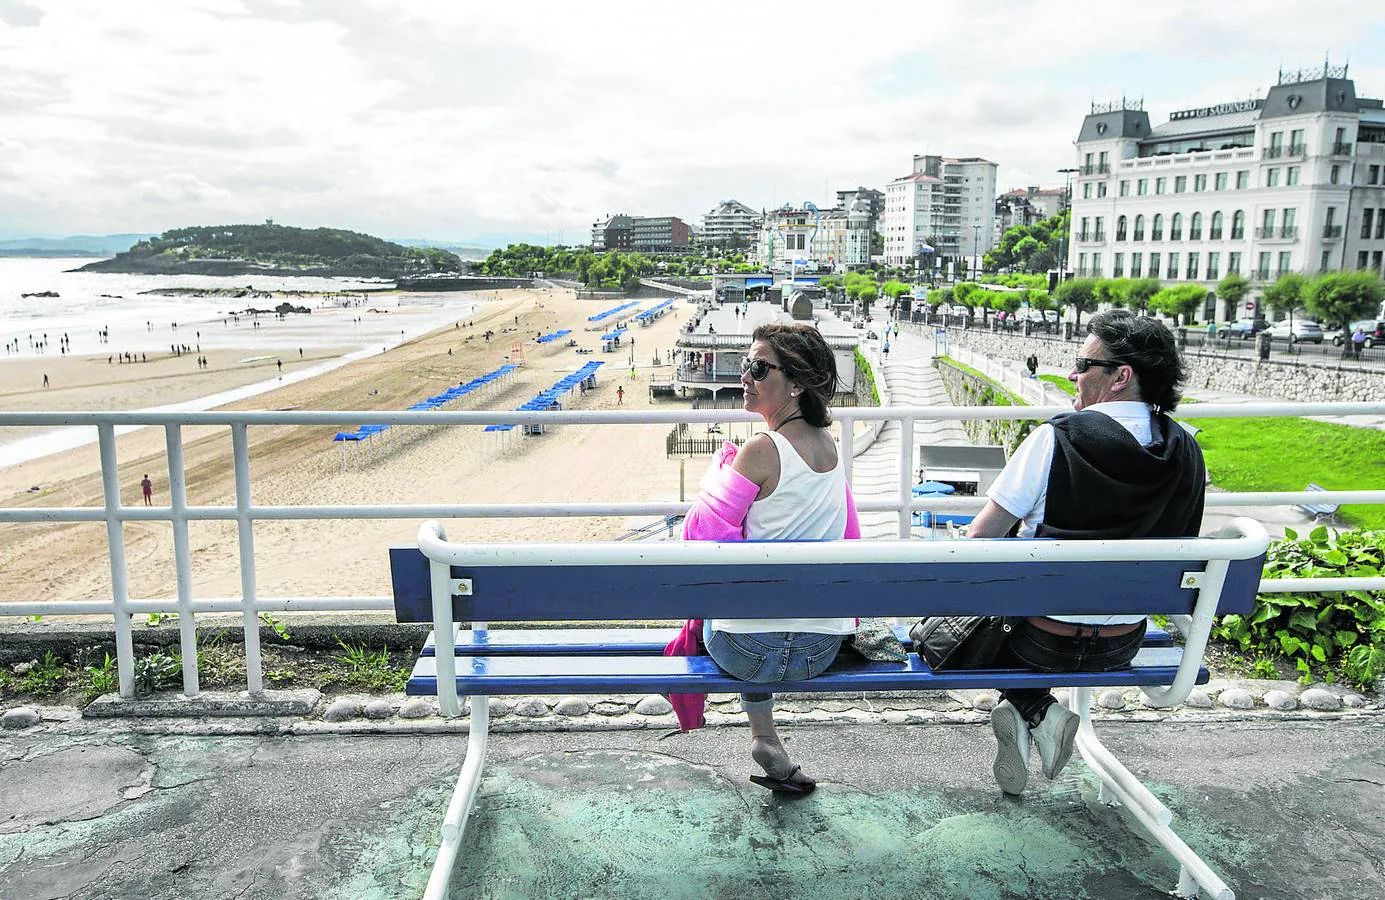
top-left (590, 214), bottom-right (690, 252)
top-left (700, 200), bottom-right (761, 251)
top-left (882, 154), bottom-right (998, 271)
top-left (755, 201), bottom-right (872, 272)
top-left (1068, 64), bottom-right (1385, 322)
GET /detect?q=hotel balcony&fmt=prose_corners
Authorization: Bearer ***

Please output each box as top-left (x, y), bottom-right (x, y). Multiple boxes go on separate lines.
top-left (1254, 227), bottom-right (1298, 240)
top-left (1254, 268), bottom-right (1272, 280)
top-left (1079, 164), bottom-right (1110, 176)
top-left (1332, 142), bottom-right (1353, 156)
top-left (1323, 225), bottom-right (1343, 239)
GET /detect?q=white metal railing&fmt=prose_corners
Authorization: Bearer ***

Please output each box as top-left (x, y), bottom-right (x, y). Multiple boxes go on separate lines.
top-left (2, 402), bottom-right (1384, 701)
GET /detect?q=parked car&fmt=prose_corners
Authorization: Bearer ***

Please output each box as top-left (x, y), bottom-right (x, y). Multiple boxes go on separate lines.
top-left (1330, 319), bottom-right (1385, 348)
top-left (1266, 319), bottom-right (1324, 344)
top-left (1218, 318), bottom-right (1267, 340)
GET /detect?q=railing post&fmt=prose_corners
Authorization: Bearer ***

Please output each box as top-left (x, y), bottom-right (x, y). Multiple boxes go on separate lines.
top-left (838, 415), bottom-right (854, 484)
top-left (231, 424), bottom-right (264, 696)
top-left (165, 424), bottom-right (200, 697)
top-left (97, 424), bottom-right (136, 699)
top-left (898, 414), bottom-right (914, 538)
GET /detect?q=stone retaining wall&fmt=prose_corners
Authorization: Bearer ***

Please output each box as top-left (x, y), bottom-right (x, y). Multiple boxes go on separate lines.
top-left (934, 359), bottom-right (1035, 454)
top-left (945, 329), bottom-right (1384, 402)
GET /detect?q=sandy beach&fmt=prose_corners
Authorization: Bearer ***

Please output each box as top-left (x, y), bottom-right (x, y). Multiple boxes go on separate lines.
top-left (0, 287), bottom-right (700, 606)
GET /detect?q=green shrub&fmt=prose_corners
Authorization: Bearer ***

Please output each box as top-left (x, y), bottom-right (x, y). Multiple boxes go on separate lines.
top-left (1213, 527), bottom-right (1385, 688)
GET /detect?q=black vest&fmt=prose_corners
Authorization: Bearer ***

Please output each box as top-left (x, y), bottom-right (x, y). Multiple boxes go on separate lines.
top-left (1036, 408), bottom-right (1206, 540)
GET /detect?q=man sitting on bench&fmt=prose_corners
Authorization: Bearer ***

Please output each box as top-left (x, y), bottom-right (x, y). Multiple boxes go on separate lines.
top-left (965, 311), bottom-right (1207, 796)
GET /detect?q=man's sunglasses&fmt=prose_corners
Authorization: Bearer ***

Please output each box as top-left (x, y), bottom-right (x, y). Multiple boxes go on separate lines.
top-left (1073, 356), bottom-right (1124, 374)
top-left (740, 357), bottom-right (789, 381)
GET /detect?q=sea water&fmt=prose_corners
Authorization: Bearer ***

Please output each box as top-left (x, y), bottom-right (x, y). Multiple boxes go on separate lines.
top-left (0, 257), bottom-right (484, 468)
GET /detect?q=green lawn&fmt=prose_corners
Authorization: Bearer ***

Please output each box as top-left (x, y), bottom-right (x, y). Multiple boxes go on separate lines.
top-left (1182, 416), bottom-right (1385, 530)
top-left (1039, 374), bottom-right (1075, 396)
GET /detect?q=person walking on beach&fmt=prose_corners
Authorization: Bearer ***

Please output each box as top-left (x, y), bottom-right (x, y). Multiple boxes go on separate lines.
top-left (42, 373), bottom-right (49, 388)
top-left (140, 474), bottom-right (153, 506)
top-left (276, 359), bottom-right (283, 374)
top-left (616, 385), bottom-right (625, 405)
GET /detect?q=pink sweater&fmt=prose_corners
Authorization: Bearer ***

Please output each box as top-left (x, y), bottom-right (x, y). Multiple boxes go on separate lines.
top-left (666, 441), bottom-right (860, 730)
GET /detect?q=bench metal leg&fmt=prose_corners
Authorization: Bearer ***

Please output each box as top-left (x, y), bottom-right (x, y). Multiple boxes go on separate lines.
top-left (423, 695), bottom-right (490, 900)
top-left (1070, 688), bottom-right (1234, 900)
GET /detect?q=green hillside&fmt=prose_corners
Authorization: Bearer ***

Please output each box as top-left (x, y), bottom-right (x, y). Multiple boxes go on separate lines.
top-left (78, 224), bottom-right (463, 277)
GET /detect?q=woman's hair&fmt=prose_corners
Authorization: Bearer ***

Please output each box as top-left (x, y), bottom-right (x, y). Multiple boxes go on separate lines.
top-left (1086, 310), bottom-right (1187, 412)
top-left (751, 323), bottom-right (839, 427)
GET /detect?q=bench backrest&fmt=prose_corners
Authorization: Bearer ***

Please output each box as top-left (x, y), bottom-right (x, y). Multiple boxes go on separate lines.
top-left (391, 527), bottom-right (1268, 625)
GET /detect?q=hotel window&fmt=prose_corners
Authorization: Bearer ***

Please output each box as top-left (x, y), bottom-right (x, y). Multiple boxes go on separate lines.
top-left (1152, 214), bottom-right (1164, 241)
top-left (1277, 251), bottom-right (1292, 275)
top-left (1375, 251), bottom-right (1384, 272)
top-left (1175, 176), bottom-right (1187, 193)
top-left (1360, 251), bottom-right (1371, 269)
top-left (1083, 182), bottom-right (1093, 199)
top-left (1080, 216), bottom-right (1090, 240)
top-left (1131, 252), bottom-right (1143, 277)
top-left (1137, 178), bottom-right (1149, 196)
top-left (1215, 172), bottom-right (1228, 191)
top-left (1133, 215), bottom-right (1145, 241)
top-left (1149, 252), bottom-right (1161, 277)
top-left (1371, 165), bottom-right (1381, 185)
top-left (1113, 252), bottom-right (1124, 277)
top-left (1187, 252), bottom-right (1200, 280)
top-left (1236, 170), bottom-right (1249, 189)
top-left (1098, 182), bottom-right (1107, 198)
top-left (1167, 252), bottom-right (1179, 280)
top-left (1120, 180), bottom-right (1130, 196)
top-left (1231, 210), bottom-right (1245, 239)
top-left (1377, 208), bottom-right (1384, 239)
top-left (1228, 251), bottom-right (1242, 274)
top-left (1290, 128), bottom-right (1305, 153)
top-left (1116, 216), bottom-right (1127, 241)
top-left (1262, 208), bottom-right (1276, 234)
top-left (1194, 174), bottom-right (1207, 192)
top-left (1091, 252), bottom-right (1102, 277)
top-left (1156, 177), bottom-right (1167, 194)
top-left (1210, 211), bottom-right (1224, 240)
top-left (1266, 168), bottom-right (1280, 187)
top-left (1078, 252), bottom-right (1087, 275)
top-left (1331, 165), bottom-right (1341, 184)
top-left (1085, 152), bottom-right (1094, 167)
top-left (1094, 216), bottom-right (1105, 241)
top-left (1190, 212), bottom-right (1203, 240)
top-left (1269, 131), bottom-right (1283, 154)
top-left (1286, 166), bottom-right (1300, 186)
top-left (1099, 151), bottom-right (1109, 170)
top-left (1171, 213), bottom-right (1183, 241)
top-left (1257, 251), bottom-right (1271, 278)
top-left (1364, 209), bottom-right (1375, 239)
top-left (1321, 250), bottom-right (1332, 272)
top-left (1282, 208), bottom-right (1296, 237)
top-left (1207, 252), bottom-right (1221, 280)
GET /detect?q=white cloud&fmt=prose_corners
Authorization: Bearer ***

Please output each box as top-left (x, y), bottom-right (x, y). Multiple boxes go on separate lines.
top-left (0, 0), bottom-right (1382, 241)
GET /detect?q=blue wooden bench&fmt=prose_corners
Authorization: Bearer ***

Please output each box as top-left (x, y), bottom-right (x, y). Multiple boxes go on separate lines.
top-left (1295, 483), bottom-right (1340, 521)
top-left (392, 519), bottom-right (1269, 900)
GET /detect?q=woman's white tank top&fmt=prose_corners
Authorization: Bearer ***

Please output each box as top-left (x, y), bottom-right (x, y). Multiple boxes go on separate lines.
top-left (711, 429), bottom-right (855, 635)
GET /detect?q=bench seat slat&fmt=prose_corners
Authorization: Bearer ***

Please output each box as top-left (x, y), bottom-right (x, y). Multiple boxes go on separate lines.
top-left (406, 646), bottom-right (1202, 697)
top-left (419, 624), bottom-right (1176, 656)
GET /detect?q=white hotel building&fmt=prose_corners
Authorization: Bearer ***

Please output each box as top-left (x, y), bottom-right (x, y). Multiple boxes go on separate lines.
top-left (883, 155), bottom-right (997, 272)
top-left (1068, 65), bottom-right (1385, 323)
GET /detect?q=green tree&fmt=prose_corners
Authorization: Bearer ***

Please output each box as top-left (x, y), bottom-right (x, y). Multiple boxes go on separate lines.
top-left (1054, 278), bottom-right (1099, 328)
top-left (1304, 271), bottom-right (1385, 327)
top-left (1262, 273), bottom-right (1306, 322)
top-left (858, 283), bottom-right (878, 315)
top-left (881, 280), bottom-right (911, 300)
top-left (1125, 278), bottom-right (1162, 315)
top-left (1149, 284), bottom-right (1207, 325)
top-left (1216, 273), bottom-right (1251, 322)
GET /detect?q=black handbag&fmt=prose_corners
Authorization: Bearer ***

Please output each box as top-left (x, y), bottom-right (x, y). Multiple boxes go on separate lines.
top-left (909, 615), bottom-right (1016, 670)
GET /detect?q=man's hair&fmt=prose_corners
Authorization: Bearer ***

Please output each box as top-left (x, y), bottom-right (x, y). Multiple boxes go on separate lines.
top-left (751, 323), bottom-right (839, 427)
top-left (1086, 310), bottom-right (1187, 412)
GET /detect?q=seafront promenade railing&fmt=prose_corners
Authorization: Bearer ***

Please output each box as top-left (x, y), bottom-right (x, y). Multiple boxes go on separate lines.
top-left (2, 404), bottom-right (1384, 701)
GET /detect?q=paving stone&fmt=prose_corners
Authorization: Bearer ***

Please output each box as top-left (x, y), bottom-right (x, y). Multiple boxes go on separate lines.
top-left (1300, 688), bottom-right (1342, 711)
top-left (553, 698), bottom-right (589, 717)
top-left (1097, 690), bottom-right (1126, 710)
top-left (1218, 688), bottom-right (1255, 710)
top-left (1, 707), bottom-right (40, 730)
top-left (1263, 690), bottom-right (1297, 711)
top-left (1341, 694), bottom-right (1366, 709)
top-left (591, 701), bottom-right (630, 716)
top-left (512, 698), bottom-right (549, 717)
top-left (1183, 690), bottom-right (1213, 708)
top-left (970, 693), bottom-right (997, 712)
top-left (398, 698), bottom-right (434, 719)
top-left (323, 699), bottom-right (360, 722)
top-left (634, 695), bottom-right (673, 716)
top-left (485, 699), bottom-right (507, 717)
top-left (362, 699), bottom-right (394, 720)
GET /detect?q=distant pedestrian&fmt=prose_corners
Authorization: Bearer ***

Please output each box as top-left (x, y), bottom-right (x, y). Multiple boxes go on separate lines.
top-left (141, 474), bottom-right (153, 506)
top-left (1025, 353), bottom-right (1038, 378)
top-left (616, 385), bottom-right (624, 405)
top-left (299, 347), bottom-right (303, 358)
top-left (1352, 327), bottom-right (1366, 360)
top-left (276, 359), bottom-right (283, 373)
top-left (42, 373), bottom-right (49, 388)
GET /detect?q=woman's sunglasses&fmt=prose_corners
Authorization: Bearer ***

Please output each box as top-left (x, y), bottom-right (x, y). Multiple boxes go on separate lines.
top-left (740, 357), bottom-right (789, 381)
top-left (1073, 356), bottom-right (1124, 374)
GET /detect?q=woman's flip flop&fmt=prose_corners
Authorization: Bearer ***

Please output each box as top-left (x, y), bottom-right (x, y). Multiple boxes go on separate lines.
top-left (749, 764), bottom-right (816, 796)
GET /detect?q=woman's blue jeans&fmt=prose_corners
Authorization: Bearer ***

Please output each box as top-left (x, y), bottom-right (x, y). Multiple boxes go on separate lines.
top-left (703, 622), bottom-right (844, 710)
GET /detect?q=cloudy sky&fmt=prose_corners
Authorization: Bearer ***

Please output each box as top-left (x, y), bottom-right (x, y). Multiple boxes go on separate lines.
top-left (2, 0), bottom-right (1383, 246)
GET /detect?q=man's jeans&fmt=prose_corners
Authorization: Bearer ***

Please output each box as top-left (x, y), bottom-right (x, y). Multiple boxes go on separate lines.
top-left (997, 619), bottom-right (1145, 726)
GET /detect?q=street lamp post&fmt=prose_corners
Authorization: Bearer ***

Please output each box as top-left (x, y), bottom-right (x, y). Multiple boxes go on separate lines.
top-left (1056, 167), bottom-right (1078, 284)
top-left (972, 223), bottom-right (980, 278)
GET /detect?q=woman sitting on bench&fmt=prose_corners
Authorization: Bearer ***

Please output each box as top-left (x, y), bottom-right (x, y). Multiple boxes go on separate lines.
top-left (682, 323), bottom-right (860, 796)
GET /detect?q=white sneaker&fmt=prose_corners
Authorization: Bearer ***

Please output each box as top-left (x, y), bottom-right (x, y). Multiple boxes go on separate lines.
top-left (989, 701), bottom-right (1030, 796)
top-left (1031, 701), bottom-right (1080, 780)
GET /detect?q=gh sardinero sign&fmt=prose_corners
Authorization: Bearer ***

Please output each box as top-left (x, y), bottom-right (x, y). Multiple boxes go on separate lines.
top-left (1169, 99), bottom-right (1263, 121)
